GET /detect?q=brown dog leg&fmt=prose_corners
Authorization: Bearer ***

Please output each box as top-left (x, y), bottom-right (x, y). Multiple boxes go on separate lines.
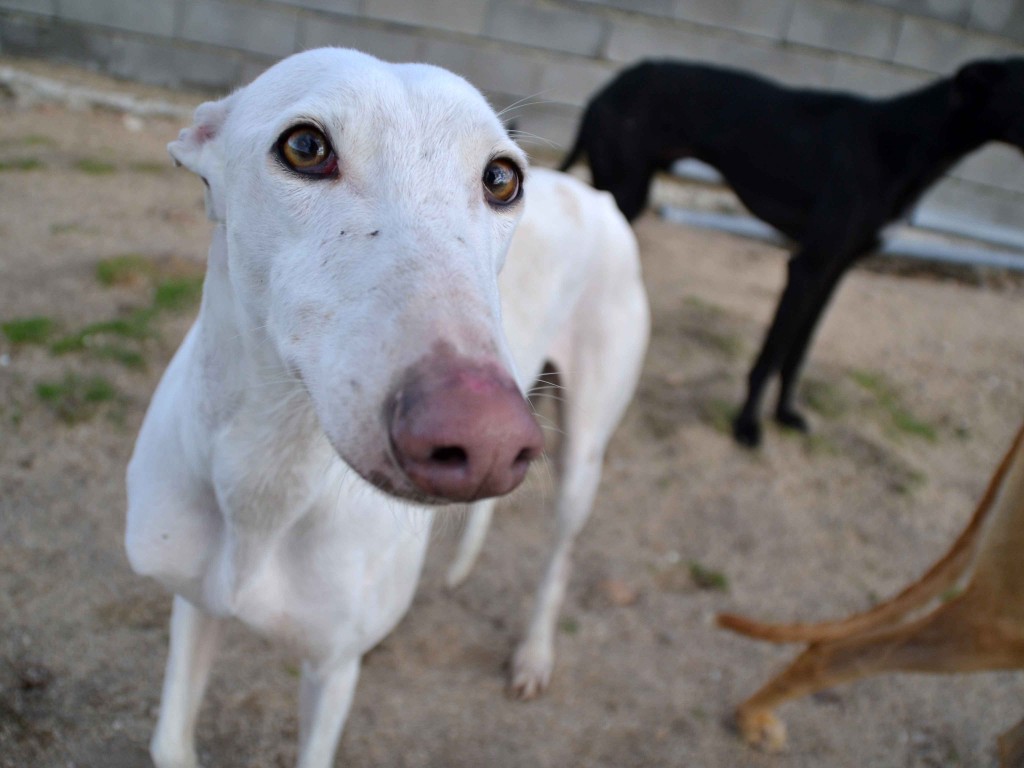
top-left (725, 423), bottom-right (1024, 754)
top-left (1000, 717), bottom-right (1024, 768)
top-left (735, 583), bottom-right (1024, 751)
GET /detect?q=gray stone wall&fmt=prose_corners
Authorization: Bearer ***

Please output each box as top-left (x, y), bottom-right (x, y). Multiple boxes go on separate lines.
top-left (3, 0), bottom-right (1024, 241)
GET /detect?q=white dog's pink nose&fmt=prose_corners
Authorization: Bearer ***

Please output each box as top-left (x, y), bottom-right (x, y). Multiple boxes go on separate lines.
top-left (389, 357), bottom-right (544, 502)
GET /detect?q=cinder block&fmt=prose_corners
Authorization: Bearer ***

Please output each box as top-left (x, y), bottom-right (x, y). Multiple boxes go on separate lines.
top-left (484, 0), bottom-right (605, 57)
top-left (180, 0), bottom-right (299, 58)
top-left (829, 56), bottom-right (928, 94)
top-left (863, 0), bottom-right (971, 25)
top-left (672, 0), bottom-right (793, 40)
top-left (574, 0), bottom-right (675, 18)
top-left (363, 0), bottom-right (487, 37)
top-left (970, 0), bottom-right (1024, 43)
top-left (299, 15), bottom-right (421, 62)
top-left (605, 17), bottom-right (833, 85)
top-left (269, 0), bottom-right (359, 15)
top-left (537, 55), bottom-right (615, 107)
top-left (503, 100), bottom-right (581, 159)
top-left (240, 55), bottom-right (282, 86)
top-left (0, 13), bottom-right (113, 65)
top-left (421, 37), bottom-right (544, 101)
top-left (918, 176), bottom-right (1024, 237)
top-left (58, 0), bottom-right (175, 37)
top-left (893, 16), bottom-right (1020, 72)
top-left (950, 144), bottom-right (1024, 195)
top-left (702, 38), bottom-right (834, 86)
top-left (605, 17), bottom-right (720, 62)
top-left (0, 0), bottom-right (53, 14)
top-left (787, 0), bottom-right (900, 59)
top-left (106, 36), bottom-right (244, 92)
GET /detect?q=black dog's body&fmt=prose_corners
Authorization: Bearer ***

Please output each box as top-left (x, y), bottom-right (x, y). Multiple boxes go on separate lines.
top-left (561, 59), bottom-right (1024, 446)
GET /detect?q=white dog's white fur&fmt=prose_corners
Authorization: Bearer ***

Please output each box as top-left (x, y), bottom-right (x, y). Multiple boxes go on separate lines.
top-left (126, 47), bottom-right (648, 768)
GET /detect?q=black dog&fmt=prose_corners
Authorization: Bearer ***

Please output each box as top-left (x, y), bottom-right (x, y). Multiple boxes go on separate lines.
top-left (561, 58), bottom-right (1024, 447)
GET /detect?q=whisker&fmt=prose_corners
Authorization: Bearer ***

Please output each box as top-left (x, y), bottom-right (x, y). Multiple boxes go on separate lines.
top-left (507, 129), bottom-right (560, 150)
top-left (497, 90), bottom-right (555, 119)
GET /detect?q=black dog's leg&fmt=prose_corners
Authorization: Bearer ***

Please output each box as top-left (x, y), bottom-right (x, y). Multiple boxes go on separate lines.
top-left (774, 263), bottom-right (849, 432)
top-left (733, 243), bottom-right (860, 448)
top-left (732, 251), bottom-right (828, 448)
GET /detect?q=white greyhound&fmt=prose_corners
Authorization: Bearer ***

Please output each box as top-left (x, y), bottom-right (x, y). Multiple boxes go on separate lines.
top-left (126, 47), bottom-right (648, 768)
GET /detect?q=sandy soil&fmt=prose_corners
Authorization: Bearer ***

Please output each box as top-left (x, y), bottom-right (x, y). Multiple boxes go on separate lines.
top-left (2, 60), bottom-right (1023, 768)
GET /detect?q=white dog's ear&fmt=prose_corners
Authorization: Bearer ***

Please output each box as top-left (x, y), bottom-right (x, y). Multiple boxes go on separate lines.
top-left (168, 94), bottom-right (238, 221)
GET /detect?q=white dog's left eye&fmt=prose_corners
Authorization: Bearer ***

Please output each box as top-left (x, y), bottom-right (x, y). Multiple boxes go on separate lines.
top-left (483, 158), bottom-right (522, 206)
top-left (276, 125), bottom-right (338, 178)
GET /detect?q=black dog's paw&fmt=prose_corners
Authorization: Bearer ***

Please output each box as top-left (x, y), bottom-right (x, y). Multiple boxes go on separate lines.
top-left (732, 415), bottom-right (762, 448)
top-left (775, 407), bottom-right (810, 433)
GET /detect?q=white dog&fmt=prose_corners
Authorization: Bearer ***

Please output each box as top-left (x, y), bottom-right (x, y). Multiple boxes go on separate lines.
top-left (126, 47), bottom-right (648, 768)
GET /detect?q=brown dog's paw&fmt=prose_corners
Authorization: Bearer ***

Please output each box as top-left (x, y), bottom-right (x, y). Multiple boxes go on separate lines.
top-left (737, 708), bottom-right (787, 753)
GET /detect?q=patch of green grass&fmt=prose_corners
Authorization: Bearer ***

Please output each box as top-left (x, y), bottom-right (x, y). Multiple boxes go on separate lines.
top-left (683, 295), bottom-right (723, 314)
top-left (695, 328), bottom-right (744, 358)
top-left (802, 377), bottom-right (848, 420)
top-left (0, 157), bottom-right (44, 172)
top-left (50, 221), bottom-right (91, 235)
top-left (682, 296), bottom-right (745, 359)
top-left (850, 369), bottom-right (887, 395)
top-left (50, 308), bottom-right (156, 354)
top-left (10, 405), bottom-right (23, 427)
top-left (154, 276), bottom-right (204, 312)
top-left (35, 373), bottom-right (119, 423)
top-left (892, 467), bottom-right (928, 496)
top-left (802, 432), bottom-right (839, 457)
top-left (698, 398), bottom-right (735, 436)
top-left (689, 561), bottom-right (729, 591)
top-left (91, 344), bottom-right (146, 369)
top-left (19, 134), bottom-right (56, 147)
top-left (1, 401), bottom-right (24, 428)
top-left (849, 369), bottom-right (938, 443)
top-left (2, 316), bottom-right (56, 345)
top-left (128, 160), bottom-right (170, 174)
top-left (26, 257), bottom-right (203, 377)
top-left (75, 157), bottom-right (117, 175)
top-left (558, 617), bottom-right (580, 635)
top-left (890, 407), bottom-right (937, 442)
top-left (95, 253), bottom-right (154, 287)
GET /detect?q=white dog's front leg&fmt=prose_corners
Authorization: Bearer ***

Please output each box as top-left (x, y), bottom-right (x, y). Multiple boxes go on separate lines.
top-left (509, 535), bottom-right (573, 700)
top-left (151, 596), bottom-right (224, 768)
top-left (297, 657), bottom-right (361, 768)
top-left (509, 451), bottom-right (603, 701)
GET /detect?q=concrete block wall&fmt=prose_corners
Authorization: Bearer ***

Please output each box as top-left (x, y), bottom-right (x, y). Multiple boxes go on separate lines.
top-left (3, 0), bottom-right (1024, 240)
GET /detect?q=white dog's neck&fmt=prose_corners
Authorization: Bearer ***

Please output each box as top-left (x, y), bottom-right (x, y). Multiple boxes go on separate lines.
top-left (194, 226), bottom-right (338, 530)
top-left (197, 226), bottom-right (303, 421)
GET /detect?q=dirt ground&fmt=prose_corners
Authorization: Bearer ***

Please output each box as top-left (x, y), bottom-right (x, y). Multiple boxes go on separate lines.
top-left (2, 59), bottom-right (1023, 768)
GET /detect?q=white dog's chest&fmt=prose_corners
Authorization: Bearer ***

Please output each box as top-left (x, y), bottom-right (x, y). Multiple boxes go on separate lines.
top-left (166, 489), bottom-right (432, 662)
top-left (212, 501), bottom-right (432, 660)
top-left (128, 376), bottom-right (434, 662)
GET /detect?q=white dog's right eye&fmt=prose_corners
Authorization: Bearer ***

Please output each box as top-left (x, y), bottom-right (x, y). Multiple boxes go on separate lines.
top-left (276, 125), bottom-right (338, 178)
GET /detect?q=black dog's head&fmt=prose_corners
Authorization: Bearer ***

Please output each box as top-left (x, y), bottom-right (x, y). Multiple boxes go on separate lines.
top-left (952, 58), bottom-right (1024, 151)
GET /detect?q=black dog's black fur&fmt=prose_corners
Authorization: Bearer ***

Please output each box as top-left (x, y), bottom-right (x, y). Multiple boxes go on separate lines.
top-left (561, 59), bottom-right (1024, 447)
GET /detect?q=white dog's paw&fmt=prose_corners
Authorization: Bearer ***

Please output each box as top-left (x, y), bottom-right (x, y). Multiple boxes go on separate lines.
top-left (151, 736), bottom-right (200, 768)
top-left (507, 642), bottom-right (553, 700)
